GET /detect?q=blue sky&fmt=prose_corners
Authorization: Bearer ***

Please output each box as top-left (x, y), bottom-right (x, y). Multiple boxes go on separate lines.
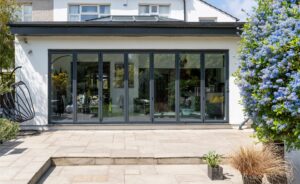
top-left (206, 0), bottom-right (257, 21)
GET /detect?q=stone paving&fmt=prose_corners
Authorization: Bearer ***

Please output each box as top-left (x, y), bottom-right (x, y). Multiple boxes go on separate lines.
top-left (0, 129), bottom-right (256, 184)
top-left (39, 165), bottom-right (242, 184)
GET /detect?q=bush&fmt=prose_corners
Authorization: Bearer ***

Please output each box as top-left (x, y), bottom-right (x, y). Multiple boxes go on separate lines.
top-left (0, 118), bottom-right (19, 143)
top-left (203, 151), bottom-right (222, 168)
top-left (235, 0), bottom-right (300, 150)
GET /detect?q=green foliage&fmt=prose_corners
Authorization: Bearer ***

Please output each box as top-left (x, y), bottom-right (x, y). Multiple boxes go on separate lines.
top-left (0, 73), bottom-right (14, 95)
top-left (235, 0), bottom-right (300, 150)
top-left (0, 118), bottom-right (19, 143)
top-left (0, 0), bottom-right (18, 94)
top-left (203, 151), bottom-right (222, 168)
top-left (0, 0), bottom-right (18, 69)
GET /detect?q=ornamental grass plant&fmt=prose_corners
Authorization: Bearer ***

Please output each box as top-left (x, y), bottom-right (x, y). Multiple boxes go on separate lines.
top-left (229, 146), bottom-right (291, 184)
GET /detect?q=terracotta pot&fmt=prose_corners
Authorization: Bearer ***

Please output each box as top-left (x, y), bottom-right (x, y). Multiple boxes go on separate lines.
top-left (207, 165), bottom-right (223, 180)
top-left (242, 175), bottom-right (263, 184)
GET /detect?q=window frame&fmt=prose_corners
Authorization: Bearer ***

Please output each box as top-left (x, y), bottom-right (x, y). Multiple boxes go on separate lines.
top-left (48, 50), bottom-right (230, 125)
top-left (150, 5), bottom-right (159, 15)
top-left (17, 4), bottom-right (32, 22)
top-left (139, 4), bottom-right (170, 17)
top-left (158, 5), bottom-right (170, 17)
top-left (68, 4), bottom-right (111, 21)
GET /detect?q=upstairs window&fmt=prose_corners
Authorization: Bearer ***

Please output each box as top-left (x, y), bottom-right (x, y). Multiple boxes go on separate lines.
top-left (139, 5), bottom-right (170, 17)
top-left (16, 4), bottom-right (32, 22)
top-left (199, 17), bottom-right (217, 22)
top-left (68, 5), bottom-right (110, 21)
top-left (159, 5), bottom-right (170, 16)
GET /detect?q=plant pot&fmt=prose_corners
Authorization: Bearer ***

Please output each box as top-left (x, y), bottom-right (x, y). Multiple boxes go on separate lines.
top-left (267, 176), bottom-right (287, 184)
top-left (264, 141), bottom-right (285, 158)
top-left (242, 175), bottom-right (263, 184)
top-left (207, 165), bottom-right (223, 180)
top-left (264, 142), bottom-right (287, 184)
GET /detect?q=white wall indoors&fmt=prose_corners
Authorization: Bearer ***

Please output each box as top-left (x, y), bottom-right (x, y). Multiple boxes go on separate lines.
top-left (53, 0), bottom-right (236, 22)
top-left (15, 36), bottom-right (243, 127)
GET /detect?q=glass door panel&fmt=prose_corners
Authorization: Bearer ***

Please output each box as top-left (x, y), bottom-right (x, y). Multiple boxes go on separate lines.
top-left (102, 54), bottom-right (125, 122)
top-left (154, 54), bottom-right (176, 121)
top-left (205, 53), bottom-right (226, 120)
top-left (179, 54), bottom-right (201, 121)
top-left (128, 54), bottom-right (151, 122)
top-left (50, 53), bottom-right (74, 122)
top-left (76, 53), bottom-right (99, 122)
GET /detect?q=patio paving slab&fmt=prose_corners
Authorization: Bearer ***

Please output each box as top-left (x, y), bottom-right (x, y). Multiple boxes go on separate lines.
top-left (0, 129), bottom-right (256, 183)
top-left (38, 165), bottom-right (242, 184)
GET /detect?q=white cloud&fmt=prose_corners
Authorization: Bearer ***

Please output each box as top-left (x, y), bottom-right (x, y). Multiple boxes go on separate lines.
top-left (220, 0), bottom-right (257, 21)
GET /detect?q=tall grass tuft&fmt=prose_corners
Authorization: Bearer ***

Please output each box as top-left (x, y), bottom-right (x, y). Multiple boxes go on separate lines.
top-left (229, 146), bottom-right (291, 184)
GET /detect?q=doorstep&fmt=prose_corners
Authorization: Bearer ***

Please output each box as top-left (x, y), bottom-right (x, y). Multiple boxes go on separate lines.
top-left (20, 123), bottom-right (235, 131)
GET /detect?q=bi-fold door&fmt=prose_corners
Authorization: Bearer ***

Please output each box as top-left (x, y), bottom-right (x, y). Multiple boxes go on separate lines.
top-left (49, 50), bottom-right (228, 124)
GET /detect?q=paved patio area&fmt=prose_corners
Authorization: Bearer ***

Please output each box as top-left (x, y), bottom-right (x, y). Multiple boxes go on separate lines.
top-left (39, 165), bottom-right (242, 184)
top-left (0, 129), bottom-right (256, 183)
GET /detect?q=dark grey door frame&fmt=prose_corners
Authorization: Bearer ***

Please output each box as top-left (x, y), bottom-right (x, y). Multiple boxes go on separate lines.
top-left (48, 49), bottom-right (229, 124)
top-left (99, 52), bottom-right (103, 122)
top-left (201, 53), bottom-right (206, 123)
top-left (124, 53), bottom-right (129, 123)
top-left (150, 53), bottom-right (155, 123)
top-left (72, 52), bottom-right (77, 123)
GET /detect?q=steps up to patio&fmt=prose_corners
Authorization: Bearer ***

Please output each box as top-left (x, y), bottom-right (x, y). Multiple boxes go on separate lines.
top-left (32, 156), bottom-right (235, 184)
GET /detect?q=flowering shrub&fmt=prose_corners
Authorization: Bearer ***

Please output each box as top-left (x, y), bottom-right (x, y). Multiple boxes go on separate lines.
top-left (235, 0), bottom-right (300, 150)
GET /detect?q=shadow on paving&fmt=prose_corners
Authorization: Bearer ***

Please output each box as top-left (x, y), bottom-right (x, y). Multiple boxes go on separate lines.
top-left (0, 140), bottom-right (24, 156)
top-left (0, 130), bottom-right (42, 156)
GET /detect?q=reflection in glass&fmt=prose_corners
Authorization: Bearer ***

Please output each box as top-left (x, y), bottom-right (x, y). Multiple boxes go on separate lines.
top-left (154, 54), bottom-right (176, 121)
top-left (103, 54), bottom-right (125, 122)
top-left (179, 54), bottom-right (201, 121)
top-left (128, 54), bottom-right (150, 122)
top-left (205, 54), bottom-right (226, 120)
top-left (77, 54), bottom-right (99, 121)
top-left (50, 53), bottom-right (73, 122)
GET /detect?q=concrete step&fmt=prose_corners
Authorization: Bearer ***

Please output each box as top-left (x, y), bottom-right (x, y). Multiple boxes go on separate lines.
top-left (21, 123), bottom-right (235, 131)
top-left (33, 156), bottom-right (230, 184)
top-left (51, 156), bottom-right (212, 166)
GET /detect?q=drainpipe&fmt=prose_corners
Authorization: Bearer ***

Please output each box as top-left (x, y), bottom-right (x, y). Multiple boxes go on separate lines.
top-left (183, 0), bottom-right (187, 21)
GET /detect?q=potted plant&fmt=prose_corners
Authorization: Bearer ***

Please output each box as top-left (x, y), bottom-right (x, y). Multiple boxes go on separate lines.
top-left (229, 146), bottom-right (289, 184)
top-left (203, 151), bottom-right (223, 180)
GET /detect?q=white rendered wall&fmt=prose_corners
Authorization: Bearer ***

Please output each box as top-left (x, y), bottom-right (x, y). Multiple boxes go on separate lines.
top-left (15, 36), bottom-right (243, 126)
top-left (53, 0), bottom-right (236, 22)
top-left (187, 0), bottom-right (236, 22)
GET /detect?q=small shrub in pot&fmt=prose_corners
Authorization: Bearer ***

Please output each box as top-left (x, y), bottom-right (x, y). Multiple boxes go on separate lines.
top-left (203, 151), bottom-right (223, 180)
top-left (229, 146), bottom-right (290, 184)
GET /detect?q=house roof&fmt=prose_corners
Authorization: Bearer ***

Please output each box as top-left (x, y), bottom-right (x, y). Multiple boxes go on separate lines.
top-left (88, 15), bottom-right (182, 22)
top-left (199, 0), bottom-right (239, 21)
top-left (9, 21), bottom-right (244, 37)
